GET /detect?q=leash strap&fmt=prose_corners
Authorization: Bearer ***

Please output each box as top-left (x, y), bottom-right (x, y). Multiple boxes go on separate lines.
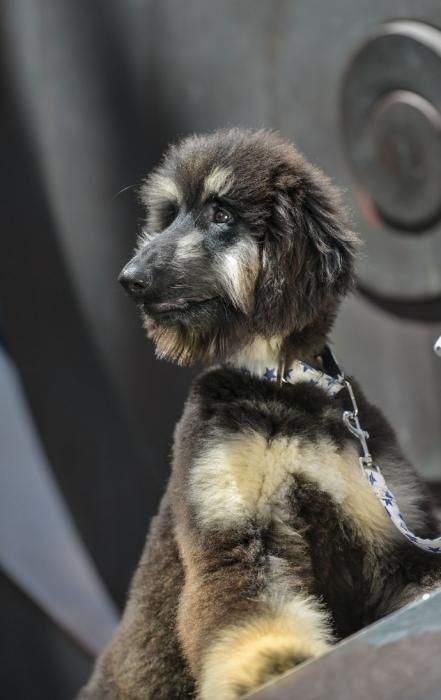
top-left (334, 350), bottom-right (441, 554)
top-left (364, 466), bottom-right (441, 552)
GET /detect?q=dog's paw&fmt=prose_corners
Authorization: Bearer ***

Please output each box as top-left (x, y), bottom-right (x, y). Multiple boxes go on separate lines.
top-left (197, 606), bottom-right (331, 700)
top-left (199, 636), bottom-right (310, 699)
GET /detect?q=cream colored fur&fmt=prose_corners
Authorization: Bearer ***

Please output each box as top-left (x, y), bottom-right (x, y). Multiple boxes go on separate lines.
top-left (198, 597), bottom-right (332, 700)
top-left (203, 167), bottom-right (234, 199)
top-left (229, 337), bottom-right (283, 376)
top-left (149, 174), bottom-right (181, 204)
top-left (189, 431), bottom-right (422, 545)
top-left (214, 238), bottom-right (259, 312)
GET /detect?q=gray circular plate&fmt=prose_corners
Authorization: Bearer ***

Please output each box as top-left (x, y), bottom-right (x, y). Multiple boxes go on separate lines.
top-left (341, 21), bottom-right (441, 302)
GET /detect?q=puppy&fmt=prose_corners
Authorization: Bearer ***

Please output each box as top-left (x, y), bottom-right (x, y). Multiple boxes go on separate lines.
top-left (79, 129), bottom-right (441, 700)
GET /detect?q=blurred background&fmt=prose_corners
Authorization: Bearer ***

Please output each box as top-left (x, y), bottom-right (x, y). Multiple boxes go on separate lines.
top-left (1, 1), bottom-right (441, 698)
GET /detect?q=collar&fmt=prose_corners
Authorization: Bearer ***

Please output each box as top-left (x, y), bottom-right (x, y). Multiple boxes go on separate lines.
top-left (232, 345), bottom-right (345, 397)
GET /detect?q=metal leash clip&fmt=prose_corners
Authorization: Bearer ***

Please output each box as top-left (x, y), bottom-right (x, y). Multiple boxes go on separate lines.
top-left (342, 379), bottom-right (376, 473)
top-left (320, 346), bottom-right (376, 473)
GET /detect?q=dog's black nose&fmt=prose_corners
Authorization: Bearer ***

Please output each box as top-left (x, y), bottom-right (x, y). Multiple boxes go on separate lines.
top-left (118, 265), bottom-right (149, 299)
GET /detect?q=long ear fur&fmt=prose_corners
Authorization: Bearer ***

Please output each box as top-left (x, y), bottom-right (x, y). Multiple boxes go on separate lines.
top-left (301, 172), bottom-right (357, 296)
top-left (254, 165), bottom-right (358, 337)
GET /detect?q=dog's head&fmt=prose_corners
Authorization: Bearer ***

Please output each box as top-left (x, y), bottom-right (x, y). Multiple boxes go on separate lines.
top-left (119, 129), bottom-right (358, 365)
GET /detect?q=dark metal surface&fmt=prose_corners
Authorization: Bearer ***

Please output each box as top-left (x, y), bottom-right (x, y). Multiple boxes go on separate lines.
top-left (342, 22), bottom-right (441, 233)
top-left (341, 21), bottom-right (441, 301)
top-left (250, 589), bottom-right (441, 700)
top-left (361, 89), bottom-right (441, 231)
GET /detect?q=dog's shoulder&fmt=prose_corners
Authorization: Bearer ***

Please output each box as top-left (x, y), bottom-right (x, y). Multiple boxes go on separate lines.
top-left (187, 365), bottom-right (342, 435)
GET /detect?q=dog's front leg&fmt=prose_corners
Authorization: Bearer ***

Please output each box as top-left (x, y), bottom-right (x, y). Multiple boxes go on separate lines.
top-left (174, 521), bottom-right (332, 700)
top-left (172, 455), bottom-right (333, 700)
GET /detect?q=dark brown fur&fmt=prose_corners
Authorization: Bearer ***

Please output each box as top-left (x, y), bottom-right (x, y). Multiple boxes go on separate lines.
top-left (79, 129), bottom-right (441, 700)
top-left (80, 493), bottom-right (195, 699)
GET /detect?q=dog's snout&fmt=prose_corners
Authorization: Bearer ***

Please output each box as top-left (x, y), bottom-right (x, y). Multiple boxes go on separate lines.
top-left (118, 264), bottom-right (149, 299)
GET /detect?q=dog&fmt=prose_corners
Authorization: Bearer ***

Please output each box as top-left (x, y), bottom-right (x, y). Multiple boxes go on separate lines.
top-left (79, 128), bottom-right (441, 700)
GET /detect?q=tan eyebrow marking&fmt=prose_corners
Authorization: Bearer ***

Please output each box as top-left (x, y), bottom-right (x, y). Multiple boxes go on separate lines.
top-left (202, 167), bottom-right (234, 199)
top-left (148, 175), bottom-right (182, 205)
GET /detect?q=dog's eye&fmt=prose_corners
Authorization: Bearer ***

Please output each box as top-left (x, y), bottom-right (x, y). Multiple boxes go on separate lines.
top-left (211, 205), bottom-right (233, 226)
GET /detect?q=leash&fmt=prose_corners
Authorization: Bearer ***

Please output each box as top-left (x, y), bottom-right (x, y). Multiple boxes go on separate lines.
top-left (328, 343), bottom-right (441, 554)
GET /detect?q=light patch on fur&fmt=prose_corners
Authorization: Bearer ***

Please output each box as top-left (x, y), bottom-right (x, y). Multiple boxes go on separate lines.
top-left (198, 597), bottom-right (332, 700)
top-left (143, 318), bottom-right (196, 365)
top-left (202, 166), bottom-right (234, 199)
top-left (144, 316), bottom-right (225, 366)
top-left (142, 173), bottom-right (182, 233)
top-left (174, 231), bottom-right (204, 261)
top-left (189, 432), bottom-right (408, 545)
top-left (147, 174), bottom-right (181, 204)
top-left (229, 336), bottom-right (283, 376)
top-left (214, 238), bottom-right (259, 312)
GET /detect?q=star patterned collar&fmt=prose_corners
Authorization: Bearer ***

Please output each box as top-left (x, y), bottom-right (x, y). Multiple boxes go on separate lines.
top-left (236, 358), bottom-right (345, 397)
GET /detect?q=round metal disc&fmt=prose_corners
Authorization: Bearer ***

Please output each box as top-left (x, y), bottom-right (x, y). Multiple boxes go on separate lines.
top-left (341, 21), bottom-right (441, 303)
top-left (364, 90), bottom-right (441, 231)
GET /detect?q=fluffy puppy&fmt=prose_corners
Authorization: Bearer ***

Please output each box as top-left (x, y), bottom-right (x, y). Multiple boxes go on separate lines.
top-left (79, 129), bottom-right (441, 700)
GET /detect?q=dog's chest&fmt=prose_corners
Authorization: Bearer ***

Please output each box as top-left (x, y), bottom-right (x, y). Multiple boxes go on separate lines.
top-left (188, 427), bottom-right (395, 542)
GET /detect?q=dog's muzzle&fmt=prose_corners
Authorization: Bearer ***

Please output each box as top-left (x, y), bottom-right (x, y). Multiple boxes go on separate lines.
top-left (118, 238), bottom-right (169, 304)
top-left (118, 251), bottom-right (215, 321)
top-left (118, 226), bottom-right (184, 304)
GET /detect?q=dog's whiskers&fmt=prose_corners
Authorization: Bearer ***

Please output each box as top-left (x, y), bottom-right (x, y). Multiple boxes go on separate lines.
top-left (113, 183), bottom-right (138, 199)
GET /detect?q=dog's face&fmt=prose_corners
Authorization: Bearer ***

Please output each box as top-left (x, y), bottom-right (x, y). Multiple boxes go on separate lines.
top-left (119, 129), bottom-right (357, 364)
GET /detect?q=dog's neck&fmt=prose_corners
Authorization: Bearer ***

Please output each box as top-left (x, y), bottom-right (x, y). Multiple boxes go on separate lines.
top-left (227, 337), bottom-right (283, 376)
top-left (227, 336), bottom-right (322, 376)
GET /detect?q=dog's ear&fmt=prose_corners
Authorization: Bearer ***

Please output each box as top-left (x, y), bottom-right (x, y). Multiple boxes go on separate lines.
top-left (254, 167), bottom-right (357, 335)
top-left (300, 174), bottom-right (357, 298)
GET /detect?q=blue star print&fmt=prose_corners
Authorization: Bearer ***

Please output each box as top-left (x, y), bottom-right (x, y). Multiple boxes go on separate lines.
top-left (406, 534), bottom-right (418, 543)
top-left (263, 368), bottom-right (276, 380)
